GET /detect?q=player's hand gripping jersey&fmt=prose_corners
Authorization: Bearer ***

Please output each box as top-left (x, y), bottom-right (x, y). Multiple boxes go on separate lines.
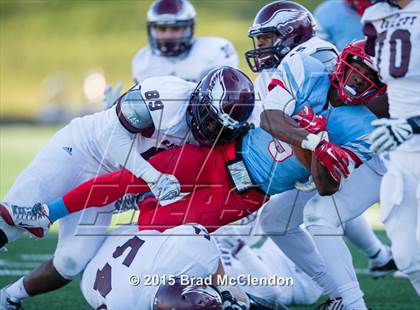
top-left (362, 1), bottom-right (420, 151)
top-left (81, 225), bottom-right (219, 310)
top-left (132, 37), bottom-right (238, 83)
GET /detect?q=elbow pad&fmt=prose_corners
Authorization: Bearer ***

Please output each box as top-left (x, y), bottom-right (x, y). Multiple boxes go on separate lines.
top-left (115, 89), bottom-right (155, 137)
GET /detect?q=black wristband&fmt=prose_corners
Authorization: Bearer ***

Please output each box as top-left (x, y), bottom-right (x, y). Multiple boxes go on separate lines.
top-left (407, 116), bottom-right (420, 134)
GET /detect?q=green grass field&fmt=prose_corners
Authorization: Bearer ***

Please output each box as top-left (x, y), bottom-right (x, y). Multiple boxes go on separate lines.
top-left (0, 125), bottom-right (419, 309)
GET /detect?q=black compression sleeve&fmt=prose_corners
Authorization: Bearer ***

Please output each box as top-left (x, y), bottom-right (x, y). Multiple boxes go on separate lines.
top-left (407, 116), bottom-right (420, 134)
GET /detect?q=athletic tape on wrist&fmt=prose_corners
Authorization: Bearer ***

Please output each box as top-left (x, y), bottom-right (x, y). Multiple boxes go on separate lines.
top-left (301, 133), bottom-right (322, 151)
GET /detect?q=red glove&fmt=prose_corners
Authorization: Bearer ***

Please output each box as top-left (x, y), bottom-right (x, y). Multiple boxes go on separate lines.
top-left (293, 106), bottom-right (327, 134)
top-left (314, 141), bottom-right (350, 182)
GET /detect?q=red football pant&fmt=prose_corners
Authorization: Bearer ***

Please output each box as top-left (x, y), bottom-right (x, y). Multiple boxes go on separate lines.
top-left (62, 143), bottom-right (268, 232)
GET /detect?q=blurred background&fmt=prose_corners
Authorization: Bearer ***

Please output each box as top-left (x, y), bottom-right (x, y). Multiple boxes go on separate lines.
top-left (0, 0), bottom-right (322, 121)
top-left (0, 0), bottom-right (321, 195)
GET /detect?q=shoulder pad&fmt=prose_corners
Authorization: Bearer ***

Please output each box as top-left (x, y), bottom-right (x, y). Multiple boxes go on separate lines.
top-left (361, 3), bottom-right (396, 23)
top-left (115, 89), bottom-right (155, 137)
top-left (310, 48), bottom-right (338, 73)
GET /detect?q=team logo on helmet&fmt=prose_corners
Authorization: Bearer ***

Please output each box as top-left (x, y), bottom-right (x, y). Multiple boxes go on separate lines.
top-left (245, 1), bottom-right (315, 72)
top-left (187, 67), bottom-right (254, 146)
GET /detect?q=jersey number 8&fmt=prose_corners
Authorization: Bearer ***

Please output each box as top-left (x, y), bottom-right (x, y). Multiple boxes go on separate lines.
top-left (145, 90), bottom-right (164, 111)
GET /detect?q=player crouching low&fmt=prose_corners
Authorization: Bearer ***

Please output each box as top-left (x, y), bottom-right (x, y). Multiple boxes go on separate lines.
top-left (78, 224), bottom-right (285, 310)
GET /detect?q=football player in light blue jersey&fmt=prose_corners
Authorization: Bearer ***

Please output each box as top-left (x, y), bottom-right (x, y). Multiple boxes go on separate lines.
top-left (258, 41), bottom-right (394, 309)
top-left (259, 41), bottom-right (386, 179)
top-left (315, 0), bottom-right (374, 50)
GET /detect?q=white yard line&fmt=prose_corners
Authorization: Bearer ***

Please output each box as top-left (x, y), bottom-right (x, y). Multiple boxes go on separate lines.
top-left (0, 259), bottom-right (38, 268)
top-left (0, 269), bottom-right (31, 276)
top-left (19, 254), bottom-right (52, 261)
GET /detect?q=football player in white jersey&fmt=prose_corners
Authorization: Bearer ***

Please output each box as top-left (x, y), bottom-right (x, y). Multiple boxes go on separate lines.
top-left (80, 224), bottom-right (250, 310)
top-left (0, 67), bottom-right (255, 309)
top-left (362, 0), bottom-right (420, 295)
top-left (132, 0), bottom-right (238, 84)
top-left (105, 0), bottom-right (239, 109)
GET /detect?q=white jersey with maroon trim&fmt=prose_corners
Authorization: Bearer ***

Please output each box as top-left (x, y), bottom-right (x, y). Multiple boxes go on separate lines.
top-left (132, 36), bottom-right (239, 83)
top-left (81, 224), bottom-right (219, 310)
top-left (362, 1), bottom-right (420, 151)
top-left (68, 76), bottom-right (196, 178)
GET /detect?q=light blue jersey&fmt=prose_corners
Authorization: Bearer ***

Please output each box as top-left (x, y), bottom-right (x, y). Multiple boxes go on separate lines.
top-left (322, 105), bottom-right (376, 163)
top-left (264, 53), bottom-right (331, 116)
top-left (242, 105), bottom-right (377, 195)
top-left (315, 0), bottom-right (364, 50)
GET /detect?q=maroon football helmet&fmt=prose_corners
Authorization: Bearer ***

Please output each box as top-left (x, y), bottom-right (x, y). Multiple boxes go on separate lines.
top-left (187, 67), bottom-right (255, 146)
top-left (245, 1), bottom-right (316, 72)
top-left (152, 282), bottom-right (222, 310)
top-left (147, 0), bottom-right (196, 56)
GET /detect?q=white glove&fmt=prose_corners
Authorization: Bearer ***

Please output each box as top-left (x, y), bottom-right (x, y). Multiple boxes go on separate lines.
top-left (369, 118), bottom-right (413, 153)
top-left (103, 82), bottom-right (123, 110)
top-left (141, 167), bottom-right (181, 201)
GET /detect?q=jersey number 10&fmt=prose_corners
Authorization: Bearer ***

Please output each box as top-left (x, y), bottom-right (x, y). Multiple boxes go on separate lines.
top-left (376, 29), bottom-right (412, 78)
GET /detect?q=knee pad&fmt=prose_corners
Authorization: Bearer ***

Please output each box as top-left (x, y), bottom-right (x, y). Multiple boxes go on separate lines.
top-left (53, 253), bottom-right (90, 280)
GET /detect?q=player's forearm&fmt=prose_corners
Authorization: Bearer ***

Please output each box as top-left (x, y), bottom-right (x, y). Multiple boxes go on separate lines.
top-left (311, 153), bottom-right (340, 196)
top-left (260, 110), bottom-right (322, 151)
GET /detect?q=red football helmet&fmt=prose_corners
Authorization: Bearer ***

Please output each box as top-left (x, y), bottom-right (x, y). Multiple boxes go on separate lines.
top-left (152, 282), bottom-right (222, 310)
top-left (345, 0), bottom-right (374, 15)
top-left (187, 67), bottom-right (255, 146)
top-left (245, 1), bottom-right (316, 72)
top-left (147, 0), bottom-right (196, 56)
top-left (330, 40), bottom-right (387, 105)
